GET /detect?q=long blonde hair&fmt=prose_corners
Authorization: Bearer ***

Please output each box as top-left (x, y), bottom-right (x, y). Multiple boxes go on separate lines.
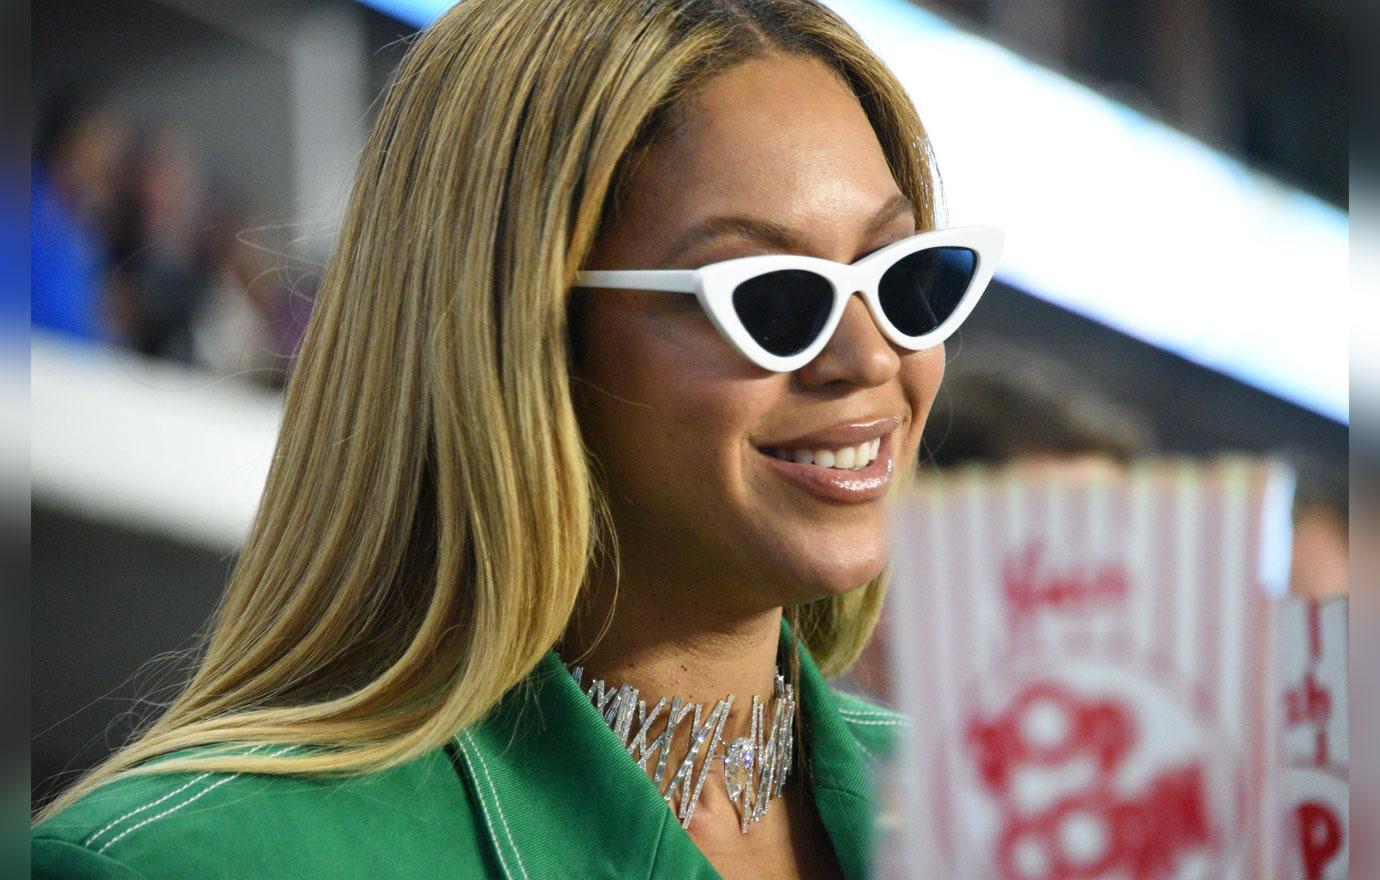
top-left (34, 0), bottom-right (939, 824)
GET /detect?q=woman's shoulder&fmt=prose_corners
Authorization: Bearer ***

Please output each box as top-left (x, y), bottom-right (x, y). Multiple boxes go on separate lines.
top-left (31, 740), bottom-right (495, 880)
top-left (826, 688), bottom-right (913, 761)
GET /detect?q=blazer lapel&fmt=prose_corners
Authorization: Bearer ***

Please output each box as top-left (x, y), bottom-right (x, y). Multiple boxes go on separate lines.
top-left (453, 650), bottom-right (717, 879)
top-left (454, 620), bottom-right (882, 880)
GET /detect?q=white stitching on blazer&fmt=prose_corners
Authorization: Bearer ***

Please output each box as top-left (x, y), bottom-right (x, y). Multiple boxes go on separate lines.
top-left (453, 736), bottom-right (515, 880)
top-left (97, 745), bottom-right (297, 855)
top-left (838, 716), bottom-right (912, 727)
top-left (461, 731), bottom-right (530, 880)
top-left (83, 743), bottom-right (268, 848)
top-left (838, 706), bottom-right (910, 722)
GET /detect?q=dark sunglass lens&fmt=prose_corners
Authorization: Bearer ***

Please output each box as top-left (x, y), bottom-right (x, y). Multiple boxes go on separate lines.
top-left (731, 270), bottom-right (834, 357)
top-left (877, 247), bottom-right (978, 336)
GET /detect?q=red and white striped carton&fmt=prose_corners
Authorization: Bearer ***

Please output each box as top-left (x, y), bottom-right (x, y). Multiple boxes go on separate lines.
top-left (879, 456), bottom-right (1296, 880)
top-left (1275, 597), bottom-right (1348, 880)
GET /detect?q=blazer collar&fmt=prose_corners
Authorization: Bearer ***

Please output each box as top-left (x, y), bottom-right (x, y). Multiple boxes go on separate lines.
top-left (452, 617), bottom-right (879, 880)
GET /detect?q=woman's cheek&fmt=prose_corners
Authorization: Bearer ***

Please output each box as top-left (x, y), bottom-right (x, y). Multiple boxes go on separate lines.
top-left (900, 347), bottom-right (945, 454)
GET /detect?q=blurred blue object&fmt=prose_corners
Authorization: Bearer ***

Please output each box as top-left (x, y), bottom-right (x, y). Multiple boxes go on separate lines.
top-left (30, 163), bottom-right (110, 345)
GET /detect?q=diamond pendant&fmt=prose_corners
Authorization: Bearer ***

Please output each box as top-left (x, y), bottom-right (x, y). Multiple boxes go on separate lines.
top-left (723, 737), bottom-right (755, 801)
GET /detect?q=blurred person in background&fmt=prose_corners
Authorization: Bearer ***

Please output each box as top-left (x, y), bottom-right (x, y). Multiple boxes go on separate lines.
top-left (921, 364), bottom-right (1157, 471)
top-left (106, 125), bottom-right (214, 364)
top-left (190, 203), bottom-right (299, 387)
top-left (1286, 455), bottom-right (1350, 601)
top-left (30, 91), bottom-right (130, 344)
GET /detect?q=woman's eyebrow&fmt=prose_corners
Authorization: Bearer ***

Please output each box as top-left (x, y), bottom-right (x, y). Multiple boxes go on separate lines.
top-left (658, 192), bottom-right (916, 266)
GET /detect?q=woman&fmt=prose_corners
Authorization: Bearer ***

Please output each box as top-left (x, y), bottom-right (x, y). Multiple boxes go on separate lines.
top-left (32, 1), bottom-right (1001, 877)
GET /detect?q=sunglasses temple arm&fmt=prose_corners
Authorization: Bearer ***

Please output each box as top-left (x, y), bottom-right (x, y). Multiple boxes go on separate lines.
top-left (571, 269), bottom-right (699, 294)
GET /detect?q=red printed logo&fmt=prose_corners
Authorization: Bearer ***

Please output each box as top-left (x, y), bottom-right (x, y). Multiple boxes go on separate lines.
top-left (1283, 768), bottom-right (1348, 880)
top-left (1295, 801), bottom-right (1343, 880)
top-left (953, 669), bottom-right (1234, 880)
top-left (1003, 542), bottom-right (1129, 632)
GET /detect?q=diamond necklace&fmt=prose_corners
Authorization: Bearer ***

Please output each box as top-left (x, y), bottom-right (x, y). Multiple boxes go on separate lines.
top-left (567, 663), bottom-right (797, 833)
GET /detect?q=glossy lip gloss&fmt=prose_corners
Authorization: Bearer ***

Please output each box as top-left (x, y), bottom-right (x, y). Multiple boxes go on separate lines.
top-left (756, 430), bottom-right (897, 504)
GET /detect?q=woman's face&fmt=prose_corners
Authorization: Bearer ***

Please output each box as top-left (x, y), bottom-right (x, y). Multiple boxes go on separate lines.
top-left (573, 53), bottom-right (945, 612)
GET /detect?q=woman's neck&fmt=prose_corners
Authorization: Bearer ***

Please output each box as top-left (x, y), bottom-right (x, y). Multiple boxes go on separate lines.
top-left (558, 559), bottom-right (808, 843)
top-left (558, 567), bottom-right (786, 745)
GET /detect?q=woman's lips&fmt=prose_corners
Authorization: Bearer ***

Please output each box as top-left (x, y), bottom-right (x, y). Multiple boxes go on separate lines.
top-left (755, 431), bottom-right (896, 504)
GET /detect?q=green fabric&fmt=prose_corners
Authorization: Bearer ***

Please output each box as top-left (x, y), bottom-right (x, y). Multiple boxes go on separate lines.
top-left (33, 618), bottom-right (910, 879)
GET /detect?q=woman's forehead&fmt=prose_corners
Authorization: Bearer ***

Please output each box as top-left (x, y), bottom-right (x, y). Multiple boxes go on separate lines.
top-left (614, 55), bottom-right (907, 261)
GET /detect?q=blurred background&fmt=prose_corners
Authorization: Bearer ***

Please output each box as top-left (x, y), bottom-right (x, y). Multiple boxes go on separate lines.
top-left (29, 0), bottom-right (1348, 810)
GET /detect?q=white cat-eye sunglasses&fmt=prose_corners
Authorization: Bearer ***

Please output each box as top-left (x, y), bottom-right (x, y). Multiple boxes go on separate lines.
top-left (571, 225), bottom-right (1004, 372)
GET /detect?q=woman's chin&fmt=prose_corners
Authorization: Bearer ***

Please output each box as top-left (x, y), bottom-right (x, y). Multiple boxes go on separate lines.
top-left (783, 548), bottom-right (888, 601)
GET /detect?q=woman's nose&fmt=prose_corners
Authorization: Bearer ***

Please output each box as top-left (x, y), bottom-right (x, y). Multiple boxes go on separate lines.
top-left (794, 293), bottom-right (901, 389)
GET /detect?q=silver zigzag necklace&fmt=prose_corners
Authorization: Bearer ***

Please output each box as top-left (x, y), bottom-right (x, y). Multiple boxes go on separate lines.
top-left (567, 663), bottom-right (797, 834)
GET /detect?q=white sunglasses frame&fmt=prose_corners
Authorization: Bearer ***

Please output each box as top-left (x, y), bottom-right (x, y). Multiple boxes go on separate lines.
top-left (571, 224), bottom-right (1005, 372)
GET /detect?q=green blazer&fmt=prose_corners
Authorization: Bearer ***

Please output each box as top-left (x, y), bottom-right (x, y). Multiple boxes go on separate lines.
top-left (33, 620), bottom-right (909, 879)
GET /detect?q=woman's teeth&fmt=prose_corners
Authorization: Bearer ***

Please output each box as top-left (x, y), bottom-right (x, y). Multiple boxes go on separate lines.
top-left (765, 438), bottom-right (881, 470)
